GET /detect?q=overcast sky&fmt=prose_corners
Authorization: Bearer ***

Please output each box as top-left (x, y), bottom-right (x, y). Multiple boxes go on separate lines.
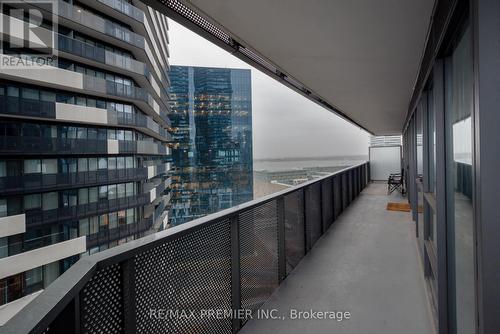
top-left (168, 20), bottom-right (369, 160)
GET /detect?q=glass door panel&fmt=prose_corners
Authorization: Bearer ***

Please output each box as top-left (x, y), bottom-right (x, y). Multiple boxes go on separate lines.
top-left (445, 24), bottom-right (475, 334)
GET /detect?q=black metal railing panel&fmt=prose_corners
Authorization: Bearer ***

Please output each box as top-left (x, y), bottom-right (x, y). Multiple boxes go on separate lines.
top-left (81, 264), bottom-right (124, 333)
top-left (2, 162), bottom-right (369, 334)
top-left (305, 182), bottom-right (322, 251)
top-left (333, 176), bottom-right (342, 219)
top-left (283, 190), bottom-right (305, 275)
top-left (133, 218), bottom-right (232, 333)
top-left (321, 177), bottom-right (334, 232)
top-left (238, 200), bottom-right (279, 325)
top-left (341, 172), bottom-right (348, 211)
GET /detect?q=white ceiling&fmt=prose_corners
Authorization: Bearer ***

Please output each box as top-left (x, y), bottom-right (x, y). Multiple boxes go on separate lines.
top-left (184, 0), bottom-right (435, 135)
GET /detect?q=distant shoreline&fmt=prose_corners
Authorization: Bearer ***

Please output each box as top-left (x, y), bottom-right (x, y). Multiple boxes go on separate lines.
top-left (254, 155), bottom-right (368, 162)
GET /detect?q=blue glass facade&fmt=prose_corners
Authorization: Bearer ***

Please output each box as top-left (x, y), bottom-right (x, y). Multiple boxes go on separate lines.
top-left (168, 66), bottom-right (253, 225)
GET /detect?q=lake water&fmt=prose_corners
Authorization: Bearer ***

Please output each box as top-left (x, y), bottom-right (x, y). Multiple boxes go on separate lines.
top-left (253, 156), bottom-right (368, 172)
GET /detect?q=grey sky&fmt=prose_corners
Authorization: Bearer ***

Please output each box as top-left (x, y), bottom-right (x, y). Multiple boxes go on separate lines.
top-left (168, 20), bottom-right (369, 160)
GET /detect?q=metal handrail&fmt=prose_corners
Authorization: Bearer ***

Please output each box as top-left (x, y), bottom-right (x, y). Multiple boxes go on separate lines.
top-left (3, 161), bottom-right (369, 334)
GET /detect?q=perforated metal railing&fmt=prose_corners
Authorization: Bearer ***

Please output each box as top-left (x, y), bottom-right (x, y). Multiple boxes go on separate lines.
top-left (3, 162), bottom-right (369, 334)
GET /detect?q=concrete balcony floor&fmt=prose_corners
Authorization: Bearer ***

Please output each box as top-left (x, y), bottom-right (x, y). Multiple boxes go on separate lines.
top-left (240, 182), bottom-right (434, 334)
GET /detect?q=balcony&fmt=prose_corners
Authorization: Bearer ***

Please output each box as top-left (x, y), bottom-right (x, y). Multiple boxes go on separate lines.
top-left (2, 162), bottom-right (431, 333)
top-left (24, 193), bottom-right (150, 227)
top-left (0, 168), bottom-right (148, 196)
top-left (86, 216), bottom-right (153, 250)
top-left (0, 95), bottom-right (170, 142)
top-left (57, 35), bottom-right (148, 77)
top-left (0, 136), bottom-right (166, 156)
top-left (96, 0), bottom-right (145, 23)
top-left (56, 0), bottom-right (145, 49)
top-left (57, 34), bottom-right (170, 107)
top-left (0, 59), bottom-right (171, 128)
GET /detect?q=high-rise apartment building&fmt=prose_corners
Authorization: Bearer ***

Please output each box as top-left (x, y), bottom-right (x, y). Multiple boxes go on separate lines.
top-left (0, 0), bottom-right (171, 307)
top-left (168, 65), bottom-right (252, 226)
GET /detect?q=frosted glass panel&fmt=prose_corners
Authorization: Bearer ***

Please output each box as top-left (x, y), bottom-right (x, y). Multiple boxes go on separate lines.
top-left (369, 146), bottom-right (401, 181)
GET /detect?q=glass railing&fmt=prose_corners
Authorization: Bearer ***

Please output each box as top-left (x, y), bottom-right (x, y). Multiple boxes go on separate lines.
top-left (0, 168), bottom-right (148, 196)
top-left (0, 96), bottom-right (55, 118)
top-left (107, 108), bottom-right (170, 141)
top-left (0, 231), bottom-right (67, 259)
top-left (0, 216), bottom-right (152, 306)
top-left (82, 76), bottom-right (147, 103)
top-left (24, 193), bottom-right (150, 226)
top-left (0, 136), bottom-right (165, 155)
top-left (86, 216), bottom-right (152, 250)
top-left (58, 34), bottom-right (106, 63)
top-left (3, 162), bottom-right (369, 333)
top-left (0, 53), bottom-right (170, 126)
top-left (57, 0), bottom-right (145, 49)
top-left (105, 49), bottom-right (147, 75)
top-left (0, 137), bottom-right (107, 154)
top-left (134, 140), bottom-right (166, 155)
top-left (145, 115), bottom-right (160, 133)
top-left (97, 0), bottom-right (144, 22)
top-left (0, 94), bottom-right (170, 142)
top-left (0, 270), bottom-right (46, 307)
top-left (153, 199), bottom-right (166, 220)
top-left (159, 109), bottom-right (172, 127)
top-left (59, 34), bottom-right (148, 76)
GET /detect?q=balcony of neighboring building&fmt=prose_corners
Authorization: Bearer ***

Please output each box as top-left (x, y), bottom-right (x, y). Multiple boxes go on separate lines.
top-left (0, 86), bottom-right (171, 142)
top-left (0, 119), bottom-right (168, 157)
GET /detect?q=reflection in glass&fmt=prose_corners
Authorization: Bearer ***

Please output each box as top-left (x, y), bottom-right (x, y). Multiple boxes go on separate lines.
top-left (416, 105), bottom-right (424, 243)
top-left (168, 66), bottom-right (253, 226)
top-left (446, 25), bottom-right (475, 334)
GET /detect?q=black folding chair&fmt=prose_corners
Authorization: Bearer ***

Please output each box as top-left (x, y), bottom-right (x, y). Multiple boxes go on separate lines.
top-left (387, 168), bottom-right (405, 195)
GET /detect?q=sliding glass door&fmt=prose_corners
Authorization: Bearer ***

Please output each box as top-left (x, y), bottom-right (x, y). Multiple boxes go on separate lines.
top-left (444, 24), bottom-right (475, 334)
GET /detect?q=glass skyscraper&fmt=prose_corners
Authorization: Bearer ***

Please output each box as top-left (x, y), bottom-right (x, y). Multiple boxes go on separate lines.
top-left (168, 66), bottom-right (253, 226)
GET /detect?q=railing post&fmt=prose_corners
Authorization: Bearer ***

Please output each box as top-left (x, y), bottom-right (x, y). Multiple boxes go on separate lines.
top-left (358, 167), bottom-right (361, 194)
top-left (122, 259), bottom-right (136, 334)
top-left (363, 164), bottom-right (366, 189)
top-left (339, 173), bottom-right (344, 213)
top-left (353, 168), bottom-right (357, 197)
top-left (277, 196), bottom-right (286, 282)
top-left (365, 163), bottom-right (368, 187)
top-left (47, 295), bottom-right (80, 334)
top-left (331, 176), bottom-right (336, 221)
top-left (364, 164), bottom-right (367, 187)
top-left (230, 215), bottom-right (241, 333)
top-left (319, 180), bottom-right (324, 234)
top-left (302, 187), bottom-right (308, 252)
top-left (74, 294), bottom-right (81, 334)
top-left (367, 162), bottom-right (371, 183)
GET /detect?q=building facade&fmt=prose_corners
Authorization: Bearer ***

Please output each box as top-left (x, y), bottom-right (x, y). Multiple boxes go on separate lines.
top-left (168, 66), bottom-right (252, 226)
top-left (0, 0), bottom-right (171, 307)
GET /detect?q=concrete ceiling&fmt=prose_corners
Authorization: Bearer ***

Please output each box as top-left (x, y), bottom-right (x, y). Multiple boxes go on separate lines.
top-left (184, 0), bottom-right (435, 135)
